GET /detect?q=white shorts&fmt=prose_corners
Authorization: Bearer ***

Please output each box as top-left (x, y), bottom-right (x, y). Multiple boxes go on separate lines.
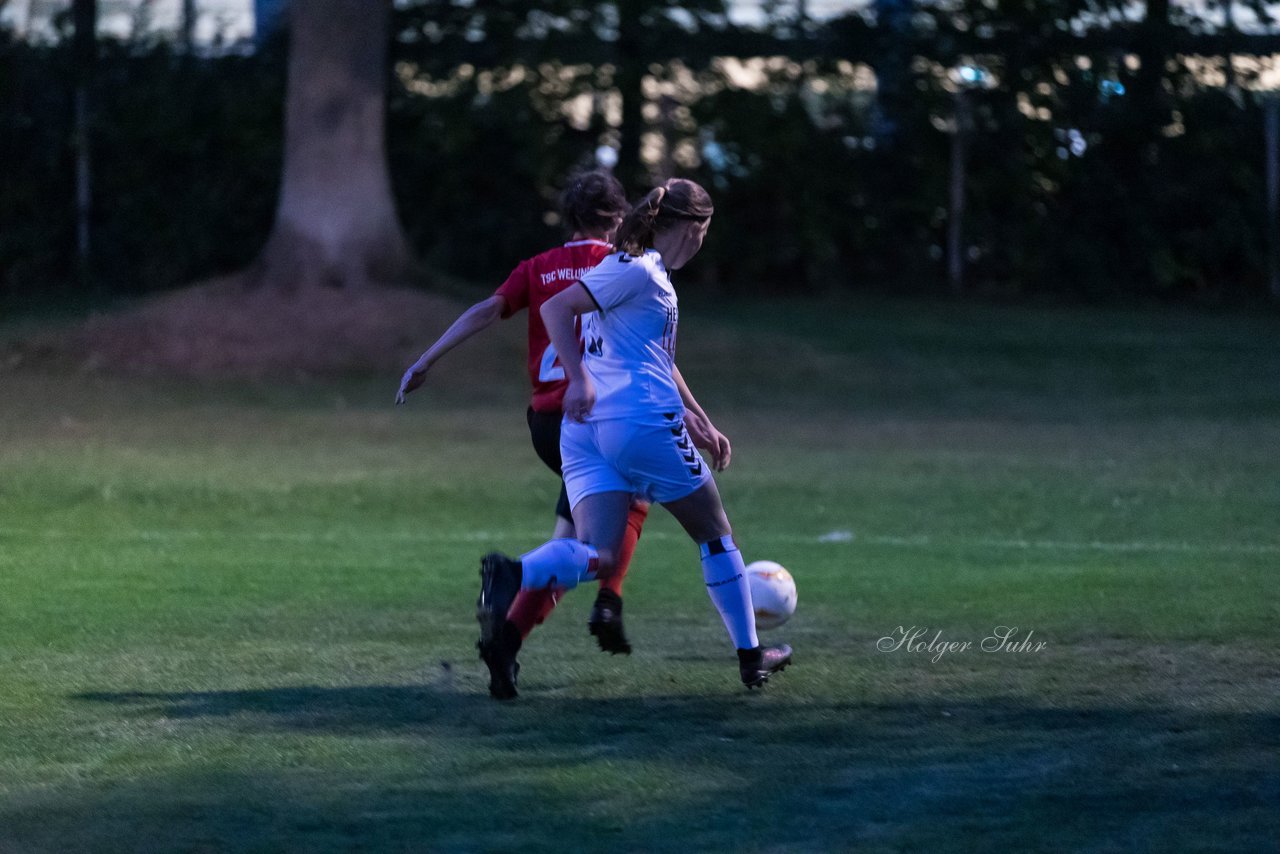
top-left (561, 414), bottom-right (713, 508)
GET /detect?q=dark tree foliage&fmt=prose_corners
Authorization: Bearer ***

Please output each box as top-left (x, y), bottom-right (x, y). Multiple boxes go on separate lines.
top-left (387, 63), bottom-right (593, 277)
top-left (893, 0), bottom-right (1270, 300)
top-left (0, 32), bottom-right (284, 304)
top-left (1, 0), bottom-right (1275, 305)
top-left (0, 29), bottom-right (76, 299)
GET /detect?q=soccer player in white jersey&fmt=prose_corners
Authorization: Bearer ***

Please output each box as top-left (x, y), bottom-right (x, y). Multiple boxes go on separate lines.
top-left (397, 171), bottom-right (731, 699)
top-left (477, 178), bottom-right (792, 691)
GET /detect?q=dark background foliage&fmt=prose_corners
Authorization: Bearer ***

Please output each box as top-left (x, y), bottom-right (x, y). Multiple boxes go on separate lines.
top-left (0, 0), bottom-right (1273, 307)
top-left (0, 27), bottom-right (284, 305)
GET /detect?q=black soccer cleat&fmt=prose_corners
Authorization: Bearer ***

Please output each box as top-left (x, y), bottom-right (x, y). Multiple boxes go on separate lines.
top-left (587, 589), bottom-right (632, 655)
top-left (738, 644), bottom-right (793, 689)
top-left (478, 620), bottom-right (523, 700)
top-left (477, 552), bottom-right (522, 646)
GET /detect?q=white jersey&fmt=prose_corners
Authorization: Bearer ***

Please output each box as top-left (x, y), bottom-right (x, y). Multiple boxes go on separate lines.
top-left (577, 250), bottom-right (683, 422)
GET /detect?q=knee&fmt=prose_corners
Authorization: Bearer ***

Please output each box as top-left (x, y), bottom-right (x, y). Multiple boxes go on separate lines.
top-left (592, 548), bottom-right (618, 579)
top-left (690, 517), bottom-right (732, 545)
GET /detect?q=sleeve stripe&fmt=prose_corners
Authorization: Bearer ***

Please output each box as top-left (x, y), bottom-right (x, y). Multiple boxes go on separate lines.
top-left (578, 281), bottom-right (604, 314)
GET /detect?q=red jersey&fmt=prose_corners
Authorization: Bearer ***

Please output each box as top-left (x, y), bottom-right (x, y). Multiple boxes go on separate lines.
top-left (494, 239), bottom-right (613, 413)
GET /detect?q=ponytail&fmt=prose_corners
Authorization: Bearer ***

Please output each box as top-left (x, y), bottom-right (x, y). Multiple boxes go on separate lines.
top-left (615, 187), bottom-right (668, 255)
top-left (615, 179), bottom-right (714, 256)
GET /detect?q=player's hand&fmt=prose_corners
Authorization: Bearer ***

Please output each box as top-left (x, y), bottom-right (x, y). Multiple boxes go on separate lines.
top-left (395, 362), bottom-right (428, 405)
top-left (705, 428), bottom-right (732, 471)
top-left (685, 411), bottom-right (732, 471)
top-left (562, 376), bottom-right (596, 422)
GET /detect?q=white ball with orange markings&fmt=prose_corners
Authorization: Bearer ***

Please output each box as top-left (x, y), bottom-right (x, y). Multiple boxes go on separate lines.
top-left (745, 560), bottom-right (797, 630)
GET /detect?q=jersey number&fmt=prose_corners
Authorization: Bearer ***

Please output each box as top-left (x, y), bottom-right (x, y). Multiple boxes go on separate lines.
top-left (538, 343), bottom-right (565, 382)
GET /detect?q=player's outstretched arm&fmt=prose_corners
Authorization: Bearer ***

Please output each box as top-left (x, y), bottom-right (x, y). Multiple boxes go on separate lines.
top-left (396, 295), bottom-right (505, 404)
top-left (672, 364), bottom-right (731, 471)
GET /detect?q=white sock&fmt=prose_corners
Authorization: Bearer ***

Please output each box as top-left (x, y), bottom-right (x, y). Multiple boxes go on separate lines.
top-left (700, 535), bottom-right (759, 650)
top-left (520, 538), bottom-right (599, 591)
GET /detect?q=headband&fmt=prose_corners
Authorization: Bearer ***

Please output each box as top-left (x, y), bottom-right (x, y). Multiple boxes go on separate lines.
top-left (661, 208), bottom-right (714, 221)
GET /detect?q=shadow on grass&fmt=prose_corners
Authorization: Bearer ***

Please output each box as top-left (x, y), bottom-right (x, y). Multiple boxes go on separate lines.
top-left (1, 685), bottom-right (1274, 851)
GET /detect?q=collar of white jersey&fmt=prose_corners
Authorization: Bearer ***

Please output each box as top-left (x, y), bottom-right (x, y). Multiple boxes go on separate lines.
top-left (607, 247), bottom-right (668, 274)
top-left (563, 239), bottom-right (612, 248)
top-left (643, 248), bottom-right (668, 274)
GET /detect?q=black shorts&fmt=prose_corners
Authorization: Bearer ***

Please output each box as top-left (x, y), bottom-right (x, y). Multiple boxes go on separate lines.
top-left (527, 407), bottom-right (572, 521)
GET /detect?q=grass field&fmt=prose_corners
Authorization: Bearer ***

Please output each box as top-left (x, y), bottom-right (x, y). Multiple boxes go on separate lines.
top-left (1, 295), bottom-right (1278, 852)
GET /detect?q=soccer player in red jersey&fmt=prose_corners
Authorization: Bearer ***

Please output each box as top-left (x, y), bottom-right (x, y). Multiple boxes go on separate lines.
top-left (396, 170), bottom-right (729, 699)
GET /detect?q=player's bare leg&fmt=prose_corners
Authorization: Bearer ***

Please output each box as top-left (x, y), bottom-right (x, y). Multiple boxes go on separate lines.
top-left (506, 503), bottom-right (646, 654)
top-left (480, 491), bottom-right (628, 639)
top-left (662, 480), bottom-right (792, 688)
top-left (515, 500), bottom-right (647, 656)
top-left (476, 491), bottom-right (630, 699)
top-left (567, 490), bottom-right (632, 575)
top-left (588, 500), bottom-right (648, 654)
top-left (505, 513), bottom-right (575, 639)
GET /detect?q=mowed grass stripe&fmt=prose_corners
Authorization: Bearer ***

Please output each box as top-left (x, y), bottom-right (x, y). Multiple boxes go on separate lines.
top-left (2, 524), bottom-right (1277, 555)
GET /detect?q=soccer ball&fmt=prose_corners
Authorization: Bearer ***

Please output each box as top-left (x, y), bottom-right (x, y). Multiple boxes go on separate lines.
top-left (745, 560), bottom-right (797, 630)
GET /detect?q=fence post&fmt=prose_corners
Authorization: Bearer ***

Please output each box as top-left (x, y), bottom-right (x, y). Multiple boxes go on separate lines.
top-left (1266, 96), bottom-right (1280, 303)
top-left (948, 85), bottom-right (974, 296)
top-left (73, 0), bottom-right (95, 289)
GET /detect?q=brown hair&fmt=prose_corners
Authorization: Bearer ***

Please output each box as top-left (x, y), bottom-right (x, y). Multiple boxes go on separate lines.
top-left (614, 178), bottom-right (715, 256)
top-left (559, 170), bottom-right (629, 236)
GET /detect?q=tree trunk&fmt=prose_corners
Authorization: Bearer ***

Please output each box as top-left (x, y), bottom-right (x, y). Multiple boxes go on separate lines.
top-left (73, 0), bottom-right (96, 288)
top-left (254, 0), bottom-right (287, 47)
top-left (1266, 98), bottom-right (1280, 303)
top-left (1135, 0), bottom-right (1171, 133)
top-left (947, 89), bottom-right (970, 296)
top-left (252, 0), bottom-right (410, 291)
top-left (615, 0), bottom-right (648, 190)
top-left (871, 0), bottom-right (912, 147)
top-left (180, 0), bottom-right (197, 51)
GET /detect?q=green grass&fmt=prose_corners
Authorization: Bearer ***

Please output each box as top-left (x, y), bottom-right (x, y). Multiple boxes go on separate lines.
top-left (1, 296), bottom-right (1278, 852)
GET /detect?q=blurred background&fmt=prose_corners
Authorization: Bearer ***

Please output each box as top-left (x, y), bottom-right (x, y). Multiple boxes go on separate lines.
top-left (3, 0), bottom-right (1279, 314)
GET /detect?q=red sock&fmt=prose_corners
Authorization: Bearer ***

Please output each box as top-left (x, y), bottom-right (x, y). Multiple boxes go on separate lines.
top-left (507, 587), bottom-right (564, 640)
top-left (600, 502), bottom-right (648, 596)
